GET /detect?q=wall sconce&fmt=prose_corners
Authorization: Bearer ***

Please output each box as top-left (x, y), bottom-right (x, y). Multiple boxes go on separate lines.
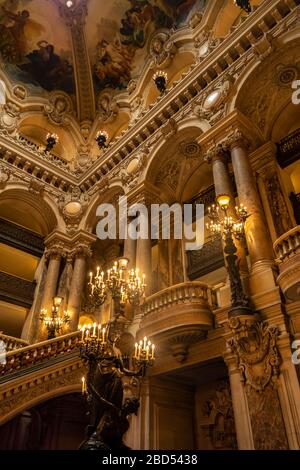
top-left (234, 0), bottom-right (252, 13)
top-left (153, 71), bottom-right (168, 94)
top-left (96, 130), bottom-right (109, 150)
top-left (45, 133), bottom-right (59, 153)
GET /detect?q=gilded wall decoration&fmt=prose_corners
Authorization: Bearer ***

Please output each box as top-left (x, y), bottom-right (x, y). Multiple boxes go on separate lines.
top-left (97, 91), bottom-right (118, 123)
top-left (227, 318), bottom-right (281, 392)
top-left (149, 31), bottom-right (177, 68)
top-left (155, 158), bottom-right (181, 192)
top-left (237, 42), bottom-right (300, 134)
top-left (246, 384), bottom-right (288, 450)
top-left (227, 317), bottom-right (289, 450)
top-left (264, 171), bottom-right (293, 237)
top-left (44, 92), bottom-right (73, 126)
top-left (58, 186), bottom-right (90, 233)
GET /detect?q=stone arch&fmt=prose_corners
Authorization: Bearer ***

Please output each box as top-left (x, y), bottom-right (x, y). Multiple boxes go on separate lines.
top-left (81, 185), bottom-right (125, 233)
top-left (143, 119), bottom-right (209, 202)
top-left (0, 186), bottom-right (59, 235)
top-left (0, 382), bottom-right (81, 426)
top-left (229, 30), bottom-right (300, 140)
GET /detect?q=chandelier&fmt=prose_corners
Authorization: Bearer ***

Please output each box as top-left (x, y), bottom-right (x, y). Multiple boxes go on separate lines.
top-left (45, 133), bottom-right (59, 153)
top-left (153, 70), bottom-right (168, 93)
top-left (207, 194), bottom-right (248, 239)
top-left (39, 296), bottom-right (70, 339)
top-left (207, 194), bottom-right (252, 316)
top-left (87, 257), bottom-right (146, 309)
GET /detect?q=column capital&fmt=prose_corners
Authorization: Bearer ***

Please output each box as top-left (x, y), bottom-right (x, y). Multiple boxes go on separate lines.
top-left (224, 128), bottom-right (250, 152)
top-left (71, 243), bottom-right (93, 260)
top-left (45, 244), bottom-right (66, 261)
top-left (204, 143), bottom-right (229, 164)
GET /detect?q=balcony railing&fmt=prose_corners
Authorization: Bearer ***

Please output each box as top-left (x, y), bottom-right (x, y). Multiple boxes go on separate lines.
top-left (142, 282), bottom-right (210, 317)
top-left (0, 332), bottom-right (29, 351)
top-left (273, 226), bottom-right (300, 301)
top-left (140, 282), bottom-right (214, 344)
top-left (0, 331), bottom-right (81, 377)
top-left (273, 226), bottom-right (300, 262)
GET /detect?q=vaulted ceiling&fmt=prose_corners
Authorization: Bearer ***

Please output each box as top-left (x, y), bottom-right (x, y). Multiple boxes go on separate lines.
top-left (0, 0), bottom-right (262, 164)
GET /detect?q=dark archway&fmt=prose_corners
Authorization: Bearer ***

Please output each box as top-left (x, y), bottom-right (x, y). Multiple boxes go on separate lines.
top-left (0, 393), bottom-right (88, 450)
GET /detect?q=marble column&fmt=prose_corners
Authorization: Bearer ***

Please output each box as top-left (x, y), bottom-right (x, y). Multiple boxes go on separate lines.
top-left (206, 144), bottom-right (248, 275)
top-left (124, 221), bottom-right (137, 271)
top-left (224, 350), bottom-right (255, 450)
top-left (41, 247), bottom-right (63, 313)
top-left (68, 245), bottom-right (91, 331)
top-left (21, 254), bottom-right (47, 343)
top-left (136, 235), bottom-right (152, 297)
top-left (228, 130), bottom-right (273, 266)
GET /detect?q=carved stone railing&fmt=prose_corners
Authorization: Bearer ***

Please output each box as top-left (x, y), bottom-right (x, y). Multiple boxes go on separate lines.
top-left (273, 226), bottom-right (300, 301)
top-left (0, 333), bottom-right (29, 351)
top-left (140, 282), bottom-right (213, 361)
top-left (274, 226), bottom-right (300, 262)
top-left (142, 282), bottom-right (210, 316)
top-left (0, 331), bottom-right (81, 377)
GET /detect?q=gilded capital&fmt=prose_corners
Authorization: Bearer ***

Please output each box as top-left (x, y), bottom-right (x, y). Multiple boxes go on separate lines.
top-left (225, 129), bottom-right (250, 151)
top-left (45, 245), bottom-right (65, 261)
top-left (72, 243), bottom-right (92, 260)
top-left (204, 143), bottom-right (229, 164)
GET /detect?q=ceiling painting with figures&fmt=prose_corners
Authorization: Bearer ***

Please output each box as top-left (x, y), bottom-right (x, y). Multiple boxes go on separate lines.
top-left (0, 0), bottom-right (75, 96)
top-left (86, 0), bottom-right (207, 93)
top-left (0, 0), bottom-right (207, 101)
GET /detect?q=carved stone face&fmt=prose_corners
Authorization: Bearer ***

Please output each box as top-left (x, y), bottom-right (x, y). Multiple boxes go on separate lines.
top-left (100, 96), bottom-right (109, 111)
top-left (152, 38), bottom-right (163, 55)
top-left (55, 98), bottom-right (67, 113)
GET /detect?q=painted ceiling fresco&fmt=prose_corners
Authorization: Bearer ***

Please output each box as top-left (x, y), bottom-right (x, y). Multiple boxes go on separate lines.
top-left (87, 0), bottom-right (207, 93)
top-left (0, 0), bottom-right (207, 97)
top-left (0, 0), bottom-right (75, 95)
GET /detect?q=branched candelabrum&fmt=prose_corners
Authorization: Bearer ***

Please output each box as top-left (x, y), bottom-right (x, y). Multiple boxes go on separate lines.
top-left (39, 296), bottom-right (70, 339)
top-left (78, 257), bottom-right (155, 451)
top-left (207, 194), bottom-right (253, 317)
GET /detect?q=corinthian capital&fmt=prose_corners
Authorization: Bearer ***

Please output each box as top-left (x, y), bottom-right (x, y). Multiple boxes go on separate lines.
top-left (72, 243), bottom-right (92, 260)
top-left (45, 244), bottom-right (66, 261)
top-left (225, 129), bottom-right (250, 151)
top-left (204, 143), bottom-right (229, 164)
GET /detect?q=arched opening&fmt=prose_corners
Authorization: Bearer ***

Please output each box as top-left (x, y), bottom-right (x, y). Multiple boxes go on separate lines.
top-left (0, 393), bottom-right (88, 450)
top-left (0, 190), bottom-right (57, 337)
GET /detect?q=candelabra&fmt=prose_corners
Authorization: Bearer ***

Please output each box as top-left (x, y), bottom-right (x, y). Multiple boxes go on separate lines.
top-left (87, 257), bottom-right (146, 311)
top-left (153, 70), bottom-right (168, 93)
top-left (96, 130), bottom-right (108, 150)
top-left (79, 257), bottom-right (154, 451)
top-left (45, 133), bottom-right (59, 153)
top-left (207, 194), bottom-right (252, 317)
top-left (39, 296), bottom-right (70, 339)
